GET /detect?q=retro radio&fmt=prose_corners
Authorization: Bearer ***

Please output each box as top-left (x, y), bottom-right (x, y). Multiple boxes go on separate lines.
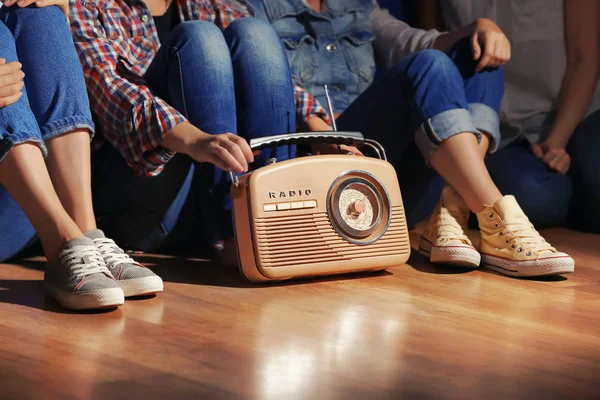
top-left (230, 131), bottom-right (411, 283)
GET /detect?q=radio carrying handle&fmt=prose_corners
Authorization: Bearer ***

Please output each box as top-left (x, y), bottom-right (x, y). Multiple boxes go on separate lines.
top-left (249, 131), bottom-right (387, 161)
top-left (230, 132), bottom-right (387, 187)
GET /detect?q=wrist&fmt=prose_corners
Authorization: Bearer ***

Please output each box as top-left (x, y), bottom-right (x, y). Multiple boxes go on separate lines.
top-left (161, 122), bottom-right (205, 155)
top-left (305, 116), bottom-right (333, 132)
top-left (544, 133), bottom-right (571, 149)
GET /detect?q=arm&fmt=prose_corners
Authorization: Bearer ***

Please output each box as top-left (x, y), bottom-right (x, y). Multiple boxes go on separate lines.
top-left (373, 1), bottom-right (508, 73)
top-left (371, 3), bottom-right (441, 69)
top-left (294, 84), bottom-right (332, 129)
top-left (71, 2), bottom-right (252, 175)
top-left (533, 0), bottom-right (600, 171)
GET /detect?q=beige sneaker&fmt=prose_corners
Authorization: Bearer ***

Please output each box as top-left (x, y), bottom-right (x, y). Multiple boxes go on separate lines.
top-left (419, 186), bottom-right (481, 268)
top-left (477, 196), bottom-right (575, 277)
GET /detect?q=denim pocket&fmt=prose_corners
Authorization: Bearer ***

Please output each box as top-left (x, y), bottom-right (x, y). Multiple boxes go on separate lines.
top-left (282, 34), bottom-right (318, 84)
top-left (341, 30), bottom-right (376, 94)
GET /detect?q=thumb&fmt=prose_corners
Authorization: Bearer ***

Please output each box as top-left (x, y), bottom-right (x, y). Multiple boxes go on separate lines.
top-left (0, 59), bottom-right (5, 64)
top-left (471, 33), bottom-right (481, 60)
top-left (531, 144), bottom-right (544, 159)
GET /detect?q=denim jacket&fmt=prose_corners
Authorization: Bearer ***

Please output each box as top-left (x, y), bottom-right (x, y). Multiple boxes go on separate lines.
top-left (257, 0), bottom-right (376, 113)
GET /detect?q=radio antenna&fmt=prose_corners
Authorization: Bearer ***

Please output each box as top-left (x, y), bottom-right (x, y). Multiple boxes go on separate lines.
top-left (324, 85), bottom-right (337, 132)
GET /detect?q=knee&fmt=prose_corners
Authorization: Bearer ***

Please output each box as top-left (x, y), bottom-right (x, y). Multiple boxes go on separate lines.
top-left (402, 49), bottom-right (454, 73)
top-left (9, 5), bottom-right (67, 25)
top-left (223, 18), bottom-right (290, 76)
top-left (171, 20), bottom-right (227, 51)
top-left (170, 20), bottom-right (231, 66)
top-left (224, 18), bottom-right (277, 41)
top-left (512, 174), bottom-right (573, 228)
top-left (223, 18), bottom-right (285, 58)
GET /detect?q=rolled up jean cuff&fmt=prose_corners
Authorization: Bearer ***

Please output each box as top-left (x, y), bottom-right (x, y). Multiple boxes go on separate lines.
top-left (414, 108), bottom-right (481, 165)
top-left (0, 133), bottom-right (47, 164)
top-left (40, 116), bottom-right (95, 142)
top-left (469, 103), bottom-right (500, 154)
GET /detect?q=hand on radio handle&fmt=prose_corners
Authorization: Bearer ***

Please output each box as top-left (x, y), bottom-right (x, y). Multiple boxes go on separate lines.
top-left (305, 117), bottom-right (364, 156)
top-left (162, 122), bottom-right (254, 173)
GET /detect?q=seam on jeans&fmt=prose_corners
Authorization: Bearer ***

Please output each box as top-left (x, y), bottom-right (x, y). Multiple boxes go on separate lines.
top-left (423, 119), bottom-right (442, 144)
top-left (171, 46), bottom-right (190, 119)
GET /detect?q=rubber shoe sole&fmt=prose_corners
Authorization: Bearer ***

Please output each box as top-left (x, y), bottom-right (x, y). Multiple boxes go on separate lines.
top-left (480, 253), bottom-right (575, 277)
top-left (419, 237), bottom-right (481, 268)
top-left (45, 283), bottom-right (124, 310)
top-left (118, 276), bottom-right (164, 297)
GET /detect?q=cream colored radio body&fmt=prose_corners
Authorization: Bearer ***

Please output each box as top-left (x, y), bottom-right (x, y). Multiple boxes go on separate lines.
top-left (231, 132), bottom-right (411, 283)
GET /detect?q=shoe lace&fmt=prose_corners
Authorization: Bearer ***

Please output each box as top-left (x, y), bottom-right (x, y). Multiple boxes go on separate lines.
top-left (93, 237), bottom-right (139, 269)
top-left (437, 206), bottom-right (470, 243)
top-left (502, 216), bottom-right (555, 253)
top-left (60, 246), bottom-right (110, 279)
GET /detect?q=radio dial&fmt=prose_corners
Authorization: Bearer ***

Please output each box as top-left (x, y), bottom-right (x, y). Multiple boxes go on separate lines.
top-left (327, 171), bottom-right (391, 244)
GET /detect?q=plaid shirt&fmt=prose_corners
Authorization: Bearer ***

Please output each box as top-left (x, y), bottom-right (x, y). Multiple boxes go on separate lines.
top-left (70, 0), bottom-right (331, 176)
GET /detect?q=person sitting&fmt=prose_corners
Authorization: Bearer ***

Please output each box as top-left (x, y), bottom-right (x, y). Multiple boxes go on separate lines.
top-left (0, 2), bottom-right (162, 310)
top-left (69, 0), bottom-right (334, 261)
top-left (421, 0), bottom-right (600, 233)
top-left (248, 0), bottom-right (574, 277)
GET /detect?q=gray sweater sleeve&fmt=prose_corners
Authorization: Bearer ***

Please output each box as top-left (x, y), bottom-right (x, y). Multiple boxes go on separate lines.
top-left (371, 2), bottom-right (443, 69)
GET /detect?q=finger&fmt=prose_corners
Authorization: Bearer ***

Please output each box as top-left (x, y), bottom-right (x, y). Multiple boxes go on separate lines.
top-left (0, 70), bottom-right (24, 89)
top-left (220, 138), bottom-right (249, 172)
top-left (542, 149), bottom-right (560, 164)
top-left (0, 81), bottom-right (24, 98)
top-left (0, 91), bottom-right (23, 108)
top-left (16, 0), bottom-right (38, 7)
top-left (2, 0), bottom-right (18, 6)
top-left (531, 145), bottom-right (544, 159)
top-left (0, 61), bottom-right (22, 77)
top-left (548, 154), bottom-right (563, 171)
top-left (550, 152), bottom-right (569, 173)
top-left (228, 134), bottom-right (254, 163)
top-left (206, 153), bottom-right (235, 173)
top-left (477, 38), bottom-right (496, 72)
top-left (471, 33), bottom-right (481, 60)
top-left (556, 156), bottom-right (571, 175)
top-left (501, 37), bottom-right (511, 63)
top-left (0, 59), bottom-right (5, 65)
top-left (214, 145), bottom-right (245, 173)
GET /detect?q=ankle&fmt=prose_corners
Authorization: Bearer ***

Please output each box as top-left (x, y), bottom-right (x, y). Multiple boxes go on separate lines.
top-left (39, 224), bottom-right (84, 262)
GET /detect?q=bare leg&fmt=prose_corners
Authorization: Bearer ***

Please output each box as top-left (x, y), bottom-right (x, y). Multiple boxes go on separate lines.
top-left (45, 130), bottom-right (97, 233)
top-left (0, 144), bottom-right (82, 260)
top-left (430, 132), bottom-right (502, 213)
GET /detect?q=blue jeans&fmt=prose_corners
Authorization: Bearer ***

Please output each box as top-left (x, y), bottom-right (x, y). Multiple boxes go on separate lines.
top-left (92, 19), bottom-right (296, 252)
top-left (0, 6), bottom-right (95, 262)
top-left (485, 110), bottom-right (600, 232)
top-left (337, 39), bottom-right (504, 226)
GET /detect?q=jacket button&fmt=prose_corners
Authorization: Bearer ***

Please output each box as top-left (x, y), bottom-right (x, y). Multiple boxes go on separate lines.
top-left (142, 15), bottom-right (149, 22)
top-left (325, 43), bottom-right (338, 52)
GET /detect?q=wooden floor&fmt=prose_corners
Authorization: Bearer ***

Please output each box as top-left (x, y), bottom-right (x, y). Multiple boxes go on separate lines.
top-left (1, 228), bottom-right (599, 399)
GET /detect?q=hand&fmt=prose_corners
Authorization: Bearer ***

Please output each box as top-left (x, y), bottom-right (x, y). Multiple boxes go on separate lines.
top-left (312, 143), bottom-right (364, 156)
top-left (162, 122), bottom-right (254, 173)
top-left (531, 142), bottom-right (571, 174)
top-left (2, 0), bottom-right (70, 21)
top-left (189, 132), bottom-right (254, 173)
top-left (0, 59), bottom-right (24, 108)
top-left (470, 18), bottom-right (511, 72)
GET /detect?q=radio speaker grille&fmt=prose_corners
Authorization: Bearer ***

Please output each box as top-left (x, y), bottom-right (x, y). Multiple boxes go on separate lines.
top-left (255, 206), bottom-right (409, 268)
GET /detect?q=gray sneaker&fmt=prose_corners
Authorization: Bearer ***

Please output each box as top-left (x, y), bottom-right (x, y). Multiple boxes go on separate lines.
top-left (45, 236), bottom-right (124, 310)
top-left (85, 230), bottom-right (164, 297)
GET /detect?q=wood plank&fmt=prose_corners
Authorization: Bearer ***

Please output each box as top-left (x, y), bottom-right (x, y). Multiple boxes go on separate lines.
top-left (0, 228), bottom-right (598, 399)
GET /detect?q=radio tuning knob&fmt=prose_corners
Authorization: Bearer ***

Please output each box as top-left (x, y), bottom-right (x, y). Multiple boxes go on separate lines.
top-left (350, 200), bottom-right (366, 216)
